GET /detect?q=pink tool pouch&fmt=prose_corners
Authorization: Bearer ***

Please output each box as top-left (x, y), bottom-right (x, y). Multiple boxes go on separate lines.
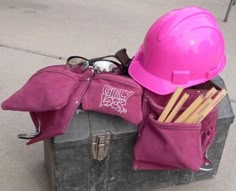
top-left (82, 73), bottom-right (143, 125)
top-left (27, 76), bottom-right (91, 144)
top-left (1, 65), bottom-right (79, 112)
top-left (133, 87), bottom-right (218, 171)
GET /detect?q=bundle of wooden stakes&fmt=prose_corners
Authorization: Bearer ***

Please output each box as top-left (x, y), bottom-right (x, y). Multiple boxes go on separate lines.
top-left (158, 87), bottom-right (227, 123)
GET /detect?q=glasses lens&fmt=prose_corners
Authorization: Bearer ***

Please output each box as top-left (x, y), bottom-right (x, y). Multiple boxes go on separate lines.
top-left (67, 57), bottom-right (87, 67)
top-left (93, 60), bottom-right (118, 72)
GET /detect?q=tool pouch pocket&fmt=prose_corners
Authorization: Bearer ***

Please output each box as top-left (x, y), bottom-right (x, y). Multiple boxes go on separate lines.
top-left (82, 73), bottom-right (143, 125)
top-left (1, 65), bottom-right (79, 112)
top-left (133, 88), bottom-right (218, 171)
top-left (133, 113), bottom-right (203, 171)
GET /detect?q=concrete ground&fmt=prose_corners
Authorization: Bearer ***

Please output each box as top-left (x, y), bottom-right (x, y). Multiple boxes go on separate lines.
top-left (0, 0), bottom-right (235, 191)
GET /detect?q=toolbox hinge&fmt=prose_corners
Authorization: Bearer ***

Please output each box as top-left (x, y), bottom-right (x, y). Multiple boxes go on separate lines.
top-left (92, 131), bottom-right (111, 161)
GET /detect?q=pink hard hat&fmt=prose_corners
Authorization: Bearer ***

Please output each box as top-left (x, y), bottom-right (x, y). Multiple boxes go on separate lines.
top-left (128, 6), bottom-right (226, 95)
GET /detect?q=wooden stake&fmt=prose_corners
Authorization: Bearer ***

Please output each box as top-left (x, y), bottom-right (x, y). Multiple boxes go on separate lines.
top-left (184, 97), bottom-right (213, 123)
top-left (204, 87), bottom-right (217, 99)
top-left (192, 99), bottom-right (214, 123)
top-left (184, 87), bottom-right (219, 123)
top-left (190, 89), bottom-right (227, 123)
top-left (165, 93), bottom-right (189, 123)
top-left (175, 94), bottom-right (204, 123)
top-left (211, 89), bottom-right (227, 108)
top-left (158, 87), bottom-right (183, 122)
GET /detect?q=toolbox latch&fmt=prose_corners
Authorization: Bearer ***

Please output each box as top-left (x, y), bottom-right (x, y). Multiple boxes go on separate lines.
top-left (92, 132), bottom-right (111, 161)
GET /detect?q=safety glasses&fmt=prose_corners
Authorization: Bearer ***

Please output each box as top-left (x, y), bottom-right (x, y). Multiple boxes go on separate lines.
top-left (66, 56), bottom-right (121, 73)
top-left (66, 49), bottom-right (131, 75)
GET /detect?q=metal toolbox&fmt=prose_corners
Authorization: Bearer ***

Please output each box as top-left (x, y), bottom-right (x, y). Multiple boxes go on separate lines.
top-left (44, 76), bottom-right (234, 191)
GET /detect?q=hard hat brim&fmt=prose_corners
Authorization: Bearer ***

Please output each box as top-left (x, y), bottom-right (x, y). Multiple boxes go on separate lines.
top-left (128, 53), bottom-right (178, 95)
top-left (128, 51), bottom-right (226, 95)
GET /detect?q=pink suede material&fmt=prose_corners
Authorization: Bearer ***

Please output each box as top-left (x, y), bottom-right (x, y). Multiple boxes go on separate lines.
top-left (1, 64), bottom-right (143, 143)
top-left (82, 73), bottom-right (143, 125)
top-left (134, 114), bottom-right (203, 171)
top-left (133, 88), bottom-right (218, 171)
top-left (201, 110), bottom-right (217, 153)
top-left (1, 65), bottom-right (94, 144)
top-left (27, 77), bottom-right (91, 144)
top-left (1, 66), bottom-right (80, 111)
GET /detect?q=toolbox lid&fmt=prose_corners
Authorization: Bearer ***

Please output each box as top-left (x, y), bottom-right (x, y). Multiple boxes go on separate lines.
top-left (53, 110), bottom-right (137, 144)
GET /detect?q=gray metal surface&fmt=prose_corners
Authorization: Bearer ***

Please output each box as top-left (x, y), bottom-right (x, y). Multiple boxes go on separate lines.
top-left (44, 76), bottom-right (235, 191)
